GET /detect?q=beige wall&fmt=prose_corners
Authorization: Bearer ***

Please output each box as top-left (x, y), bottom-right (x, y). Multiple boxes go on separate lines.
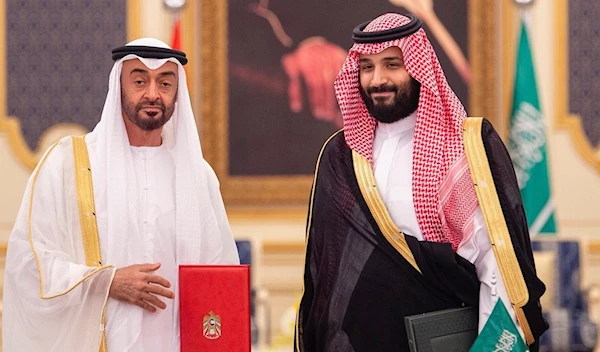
top-left (504, 3), bottom-right (600, 350)
top-left (0, 134), bottom-right (30, 243)
top-left (500, 0), bottom-right (600, 241)
top-left (527, 0), bottom-right (600, 239)
top-left (139, 0), bottom-right (172, 44)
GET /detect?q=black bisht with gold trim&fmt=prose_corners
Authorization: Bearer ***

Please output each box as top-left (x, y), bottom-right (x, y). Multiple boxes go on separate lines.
top-left (294, 118), bottom-right (548, 352)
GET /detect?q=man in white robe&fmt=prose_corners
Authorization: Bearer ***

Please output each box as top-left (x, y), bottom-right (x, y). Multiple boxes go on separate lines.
top-left (2, 38), bottom-right (240, 352)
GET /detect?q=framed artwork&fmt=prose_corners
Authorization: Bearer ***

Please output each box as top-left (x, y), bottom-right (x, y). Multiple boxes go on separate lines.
top-left (199, 0), bottom-right (498, 205)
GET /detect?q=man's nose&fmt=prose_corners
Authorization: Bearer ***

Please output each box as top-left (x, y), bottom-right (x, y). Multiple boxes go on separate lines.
top-left (371, 67), bottom-right (388, 87)
top-left (145, 83), bottom-right (160, 100)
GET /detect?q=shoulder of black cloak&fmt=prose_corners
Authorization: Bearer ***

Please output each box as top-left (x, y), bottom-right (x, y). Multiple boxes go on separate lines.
top-left (479, 118), bottom-right (549, 343)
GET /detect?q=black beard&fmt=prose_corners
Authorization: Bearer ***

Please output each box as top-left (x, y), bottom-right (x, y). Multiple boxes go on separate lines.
top-left (121, 94), bottom-right (175, 131)
top-left (360, 78), bottom-right (421, 124)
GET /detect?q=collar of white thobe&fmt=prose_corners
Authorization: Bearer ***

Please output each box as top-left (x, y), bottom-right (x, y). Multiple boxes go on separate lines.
top-left (373, 110), bottom-right (417, 194)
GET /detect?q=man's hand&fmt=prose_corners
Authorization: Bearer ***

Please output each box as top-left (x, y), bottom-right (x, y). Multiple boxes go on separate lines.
top-left (282, 37), bottom-right (347, 127)
top-left (109, 263), bottom-right (174, 313)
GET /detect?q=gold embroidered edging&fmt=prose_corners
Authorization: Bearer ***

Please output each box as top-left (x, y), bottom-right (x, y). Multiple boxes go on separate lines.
top-left (72, 135), bottom-right (110, 352)
top-left (72, 136), bottom-right (103, 267)
top-left (99, 269), bottom-right (116, 352)
top-left (27, 138), bottom-right (114, 300)
top-left (463, 117), bottom-right (534, 345)
top-left (26, 137), bottom-right (113, 352)
top-left (295, 130), bottom-right (342, 352)
top-left (352, 151), bottom-right (421, 274)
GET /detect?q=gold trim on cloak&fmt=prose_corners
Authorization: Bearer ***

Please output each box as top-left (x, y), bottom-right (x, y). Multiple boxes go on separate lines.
top-left (295, 130), bottom-right (342, 352)
top-left (27, 137), bottom-right (112, 352)
top-left (351, 151), bottom-right (421, 274)
top-left (72, 135), bottom-right (109, 352)
top-left (463, 117), bottom-right (534, 345)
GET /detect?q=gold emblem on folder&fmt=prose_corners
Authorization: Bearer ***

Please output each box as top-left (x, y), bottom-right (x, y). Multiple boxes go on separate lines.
top-left (203, 311), bottom-right (222, 339)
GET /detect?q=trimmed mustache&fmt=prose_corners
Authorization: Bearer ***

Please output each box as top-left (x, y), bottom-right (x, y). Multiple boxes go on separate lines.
top-left (137, 100), bottom-right (165, 112)
top-left (367, 84), bottom-right (398, 94)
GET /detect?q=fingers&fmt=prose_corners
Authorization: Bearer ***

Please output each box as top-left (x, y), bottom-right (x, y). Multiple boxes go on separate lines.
top-left (141, 293), bottom-right (167, 310)
top-left (138, 263), bottom-right (161, 272)
top-left (133, 297), bottom-right (157, 312)
top-left (146, 274), bottom-right (171, 289)
top-left (146, 282), bottom-right (175, 299)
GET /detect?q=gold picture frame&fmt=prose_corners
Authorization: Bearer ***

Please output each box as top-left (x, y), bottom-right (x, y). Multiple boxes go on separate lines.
top-left (555, 0), bottom-right (600, 173)
top-left (199, 0), bottom-right (499, 205)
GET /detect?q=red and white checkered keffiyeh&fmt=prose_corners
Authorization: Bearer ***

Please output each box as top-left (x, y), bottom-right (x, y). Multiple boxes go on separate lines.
top-left (335, 13), bottom-right (478, 250)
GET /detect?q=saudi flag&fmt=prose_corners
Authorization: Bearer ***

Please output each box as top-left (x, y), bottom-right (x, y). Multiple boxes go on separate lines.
top-left (470, 299), bottom-right (527, 352)
top-left (508, 18), bottom-right (556, 236)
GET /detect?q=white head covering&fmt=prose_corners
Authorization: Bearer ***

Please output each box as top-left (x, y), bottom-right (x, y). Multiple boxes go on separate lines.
top-left (2, 38), bottom-right (237, 352)
top-left (88, 38), bottom-right (224, 267)
top-left (85, 38), bottom-right (237, 346)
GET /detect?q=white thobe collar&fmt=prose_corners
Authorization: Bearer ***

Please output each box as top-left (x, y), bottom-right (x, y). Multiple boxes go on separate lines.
top-left (375, 110), bottom-right (417, 139)
top-left (372, 109), bottom-right (422, 240)
top-left (130, 143), bottom-right (166, 159)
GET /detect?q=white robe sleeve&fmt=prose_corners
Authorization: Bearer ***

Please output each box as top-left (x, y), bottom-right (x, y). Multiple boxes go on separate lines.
top-left (203, 159), bottom-right (240, 265)
top-left (2, 139), bottom-right (116, 352)
top-left (456, 207), bottom-right (525, 340)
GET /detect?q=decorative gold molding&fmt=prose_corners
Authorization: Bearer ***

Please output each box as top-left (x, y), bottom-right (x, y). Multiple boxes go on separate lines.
top-left (588, 242), bottom-right (600, 253)
top-left (127, 0), bottom-right (142, 42)
top-left (0, 120), bottom-right (38, 169)
top-left (561, 219), bottom-right (600, 227)
top-left (199, 0), bottom-right (226, 179)
top-left (501, 1), bottom-right (519, 141)
top-left (263, 242), bottom-right (305, 254)
top-left (228, 206), bottom-right (306, 221)
top-left (469, 0), bottom-right (498, 128)
top-left (555, 0), bottom-right (600, 174)
top-left (263, 285), bottom-right (303, 294)
top-left (0, 2), bottom-right (37, 169)
top-left (0, 1), bottom-right (142, 170)
top-left (181, 0), bottom-right (195, 97)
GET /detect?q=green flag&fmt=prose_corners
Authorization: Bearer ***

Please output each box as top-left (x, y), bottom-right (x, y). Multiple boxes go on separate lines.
top-left (470, 299), bottom-right (527, 352)
top-left (508, 18), bottom-right (556, 236)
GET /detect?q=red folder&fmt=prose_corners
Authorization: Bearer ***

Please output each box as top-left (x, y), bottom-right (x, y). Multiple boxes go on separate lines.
top-left (179, 265), bottom-right (251, 352)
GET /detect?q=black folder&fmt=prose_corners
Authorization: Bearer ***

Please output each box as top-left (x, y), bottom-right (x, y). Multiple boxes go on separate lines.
top-left (404, 306), bottom-right (478, 352)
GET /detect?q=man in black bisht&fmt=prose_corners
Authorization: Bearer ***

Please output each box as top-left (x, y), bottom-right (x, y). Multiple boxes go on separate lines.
top-left (295, 13), bottom-right (548, 352)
